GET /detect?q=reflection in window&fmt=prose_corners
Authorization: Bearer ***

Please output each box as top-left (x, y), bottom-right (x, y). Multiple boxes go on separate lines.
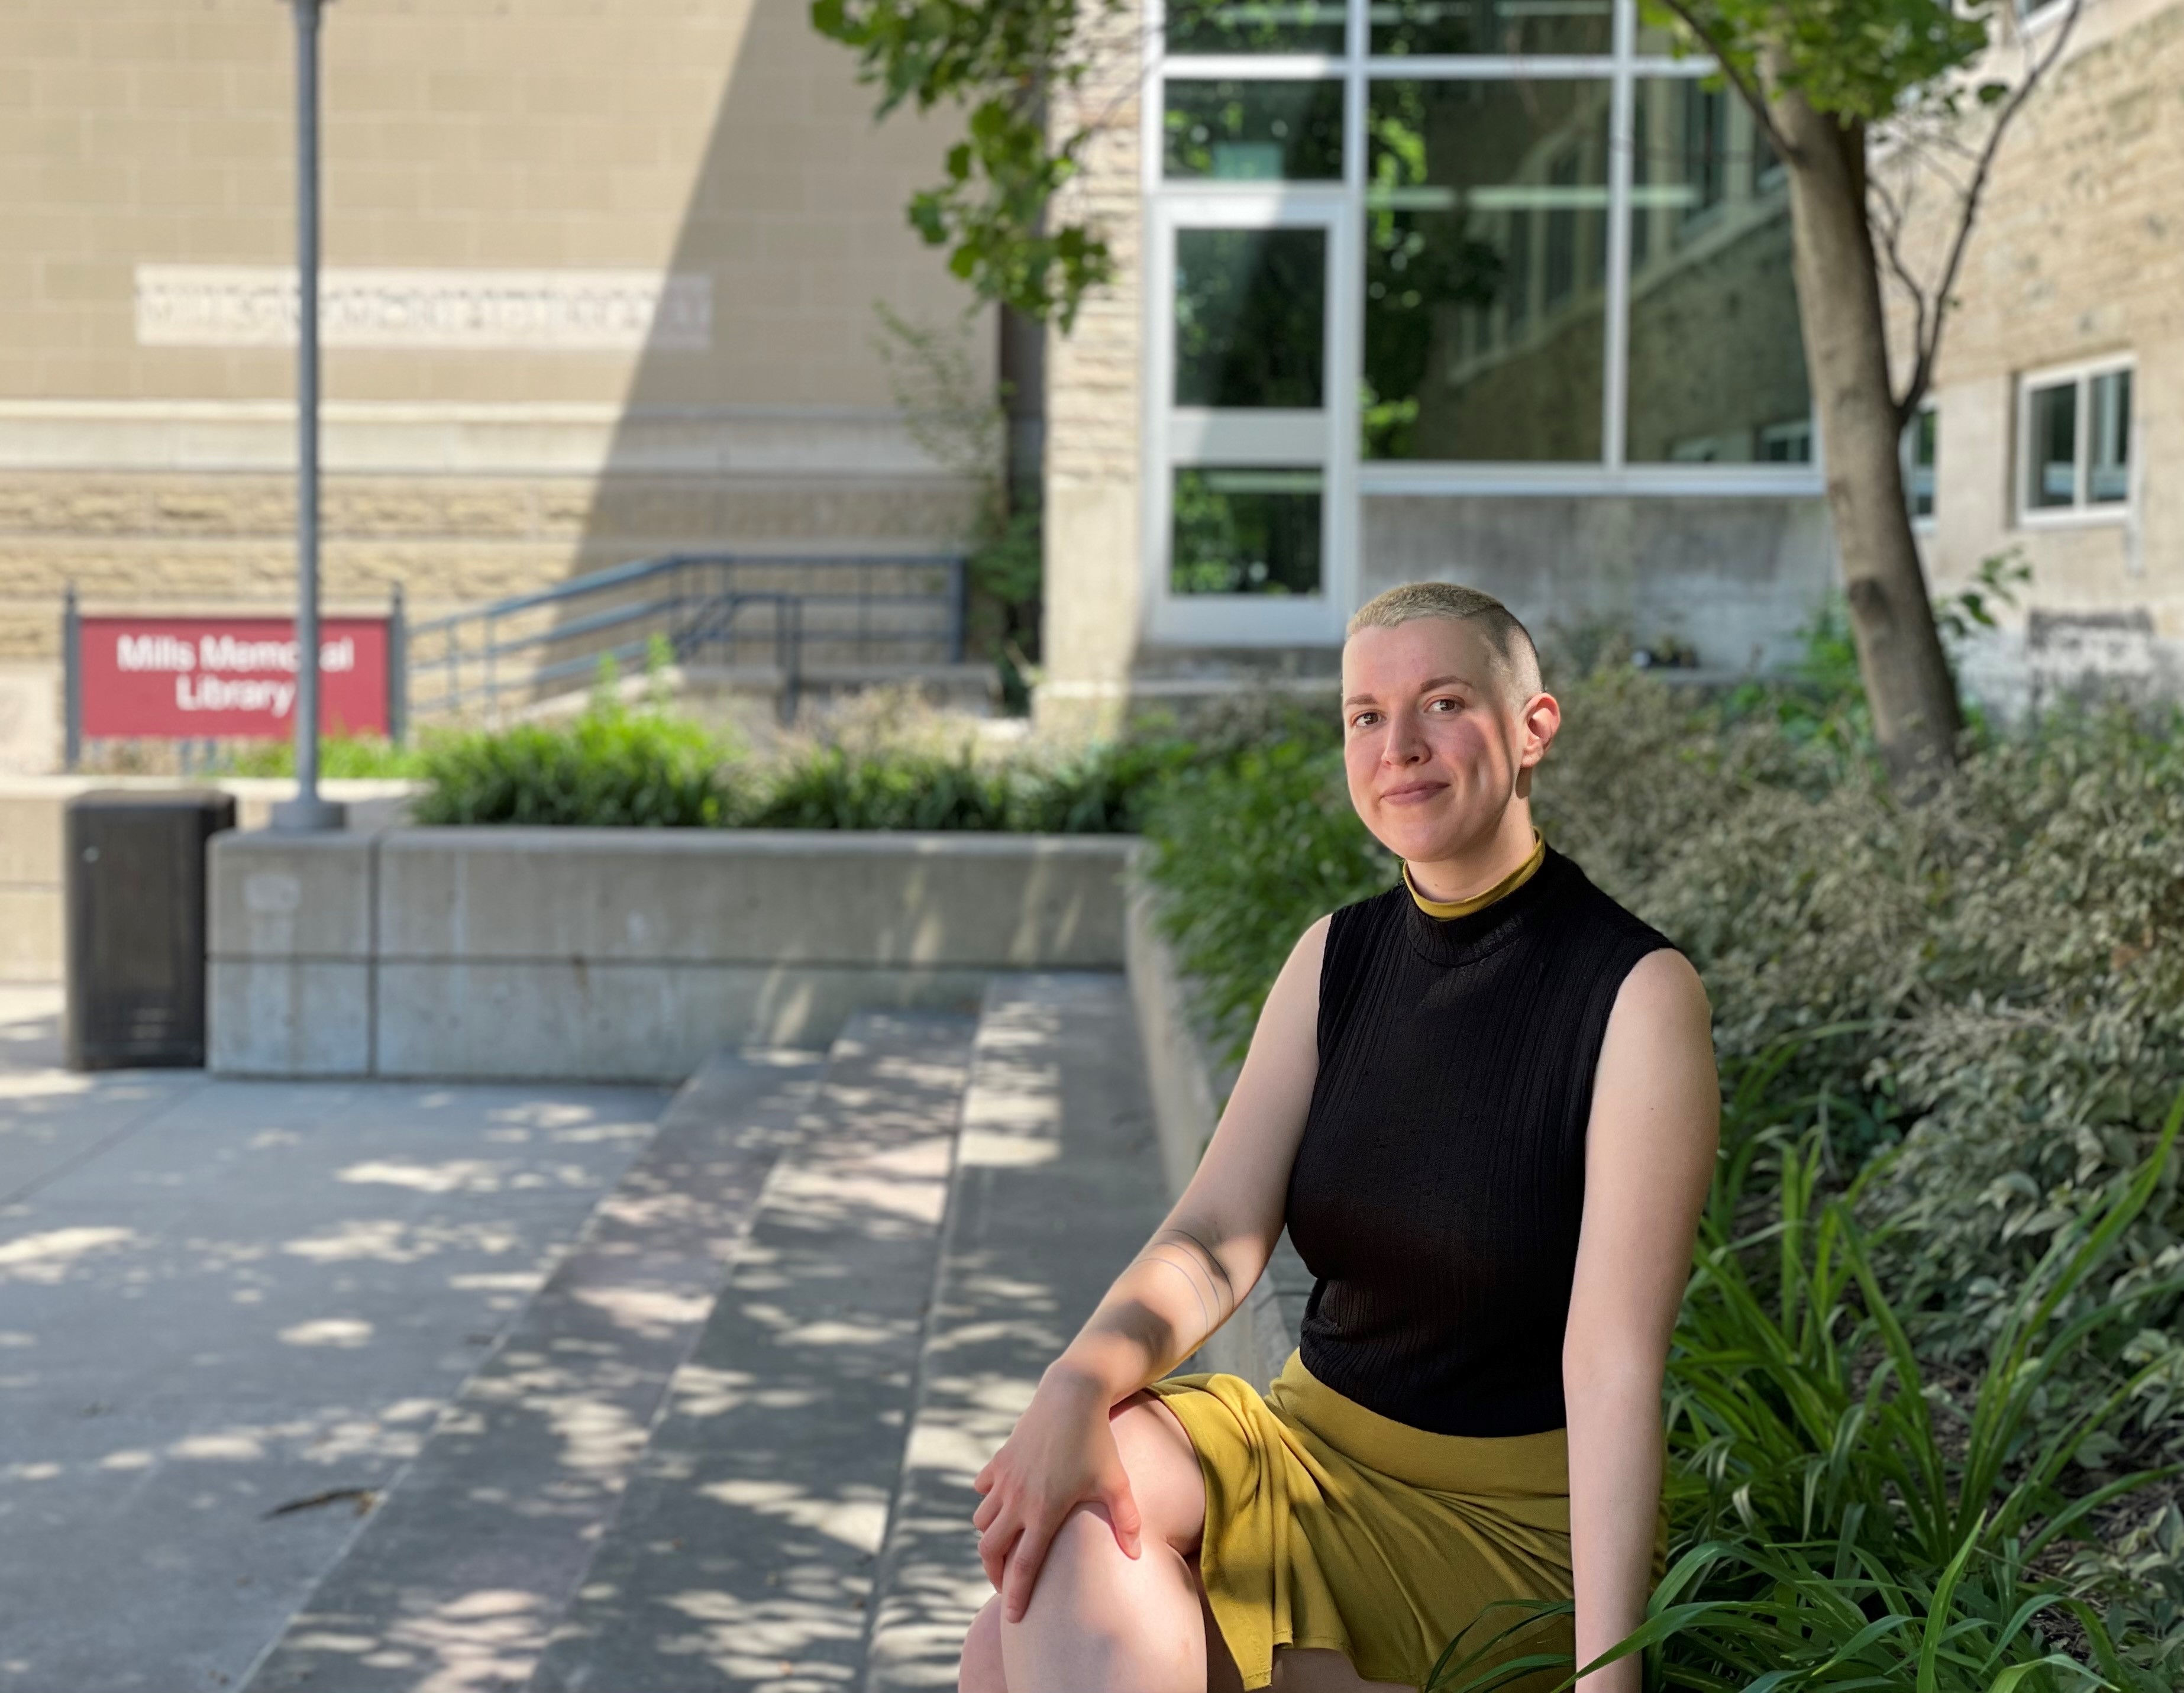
top-left (1372, 0), bottom-right (1611, 57)
top-left (1627, 79), bottom-right (1810, 463)
top-left (1165, 81), bottom-right (1343, 181)
top-left (1364, 80), bottom-right (1609, 461)
top-left (1905, 406), bottom-right (1937, 519)
top-left (1174, 228), bottom-right (1326, 409)
top-left (1165, 0), bottom-right (1346, 54)
top-left (1171, 468), bottom-right (1323, 595)
top-left (2026, 380), bottom-right (2077, 509)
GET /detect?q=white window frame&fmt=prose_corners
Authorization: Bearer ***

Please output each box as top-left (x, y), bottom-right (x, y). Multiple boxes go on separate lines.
top-left (2016, 353), bottom-right (2135, 527)
top-left (1140, 0), bottom-right (1824, 642)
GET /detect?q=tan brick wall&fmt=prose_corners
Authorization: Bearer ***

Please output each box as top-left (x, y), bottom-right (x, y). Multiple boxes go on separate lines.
top-left (1885, 0), bottom-right (2184, 651)
top-left (1037, 0), bottom-right (1146, 729)
top-left (0, 0), bottom-right (984, 410)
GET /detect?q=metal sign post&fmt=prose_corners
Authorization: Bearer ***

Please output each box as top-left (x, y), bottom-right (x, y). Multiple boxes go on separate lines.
top-left (270, 0), bottom-right (345, 832)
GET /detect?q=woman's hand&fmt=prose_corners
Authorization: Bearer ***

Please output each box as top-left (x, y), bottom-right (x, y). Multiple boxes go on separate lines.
top-left (971, 1364), bottom-right (1145, 1622)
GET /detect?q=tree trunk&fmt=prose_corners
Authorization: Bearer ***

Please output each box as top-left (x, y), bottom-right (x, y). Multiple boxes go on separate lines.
top-left (1777, 92), bottom-right (1964, 787)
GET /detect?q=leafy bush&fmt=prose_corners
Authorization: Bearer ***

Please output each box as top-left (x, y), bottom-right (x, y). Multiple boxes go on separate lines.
top-left (408, 707), bottom-right (732, 826)
top-left (735, 735), bottom-right (1190, 833)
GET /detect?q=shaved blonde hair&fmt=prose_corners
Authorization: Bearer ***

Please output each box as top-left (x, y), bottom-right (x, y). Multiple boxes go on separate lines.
top-left (1346, 581), bottom-right (1543, 702)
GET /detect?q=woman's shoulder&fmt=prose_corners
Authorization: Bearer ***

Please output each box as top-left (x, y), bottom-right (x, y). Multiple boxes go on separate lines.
top-left (1317, 881), bottom-right (1410, 971)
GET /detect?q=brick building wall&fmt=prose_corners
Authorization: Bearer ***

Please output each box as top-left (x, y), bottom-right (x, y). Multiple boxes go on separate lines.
top-left (1886, 0), bottom-right (2184, 707)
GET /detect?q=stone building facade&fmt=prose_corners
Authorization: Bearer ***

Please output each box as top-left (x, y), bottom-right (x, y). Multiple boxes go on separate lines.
top-left (1893, 0), bottom-right (2184, 712)
top-left (0, 0), bottom-right (991, 767)
top-left (1038, 0), bottom-right (2181, 725)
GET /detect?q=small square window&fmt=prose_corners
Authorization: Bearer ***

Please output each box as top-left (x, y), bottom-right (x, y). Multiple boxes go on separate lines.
top-left (2020, 359), bottom-right (2133, 518)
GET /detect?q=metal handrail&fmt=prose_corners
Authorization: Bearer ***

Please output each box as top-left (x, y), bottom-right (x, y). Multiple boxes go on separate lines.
top-left (406, 550), bottom-right (969, 726)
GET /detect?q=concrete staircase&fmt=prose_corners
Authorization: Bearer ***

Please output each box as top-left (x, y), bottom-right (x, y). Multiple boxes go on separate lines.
top-left (237, 973), bottom-right (1173, 1693)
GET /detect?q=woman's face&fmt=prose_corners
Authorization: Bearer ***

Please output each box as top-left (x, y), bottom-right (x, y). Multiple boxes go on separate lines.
top-left (1340, 618), bottom-right (1554, 862)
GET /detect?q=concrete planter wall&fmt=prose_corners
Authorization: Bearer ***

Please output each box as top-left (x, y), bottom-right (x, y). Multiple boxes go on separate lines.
top-left (210, 826), bottom-right (1134, 1081)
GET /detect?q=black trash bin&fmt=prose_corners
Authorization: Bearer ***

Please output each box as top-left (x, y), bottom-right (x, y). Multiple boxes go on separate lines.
top-left (65, 790), bottom-right (237, 1071)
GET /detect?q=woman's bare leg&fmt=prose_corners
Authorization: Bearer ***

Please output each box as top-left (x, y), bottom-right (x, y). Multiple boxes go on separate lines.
top-left (968, 1393), bottom-right (1222, 1692)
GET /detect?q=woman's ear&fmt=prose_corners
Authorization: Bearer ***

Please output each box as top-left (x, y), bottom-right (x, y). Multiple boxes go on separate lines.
top-left (1517, 690), bottom-right (1561, 773)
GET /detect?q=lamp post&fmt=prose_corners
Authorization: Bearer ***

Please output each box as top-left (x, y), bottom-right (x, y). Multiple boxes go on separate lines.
top-left (270, 0), bottom-right (345, 832)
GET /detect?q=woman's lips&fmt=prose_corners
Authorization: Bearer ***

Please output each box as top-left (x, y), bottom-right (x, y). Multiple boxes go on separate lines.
top-left (1379, 781), bottom-right (1446, 806)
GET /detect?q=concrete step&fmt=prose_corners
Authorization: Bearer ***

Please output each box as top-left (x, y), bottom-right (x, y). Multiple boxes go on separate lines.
top-left (236, 1048), bottom-right (825, 1693)
top-left (527, 1009), bottom-right (978, 1693)
top-left (862, 972), bottom-right (1170, 1692)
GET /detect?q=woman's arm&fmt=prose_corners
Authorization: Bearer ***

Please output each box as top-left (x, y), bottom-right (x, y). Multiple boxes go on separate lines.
top-left (1564, 948), bottom-right (1718, 1692)
top-left (971, 914), bottom-right (1330, 1620)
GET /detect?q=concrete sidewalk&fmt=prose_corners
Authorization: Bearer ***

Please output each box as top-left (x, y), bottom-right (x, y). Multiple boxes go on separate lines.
top-left (0, 990), bottom-right (666, 1692)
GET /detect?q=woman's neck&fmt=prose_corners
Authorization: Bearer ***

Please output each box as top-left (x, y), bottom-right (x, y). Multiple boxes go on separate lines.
top-left (1403, 818), bottom-right (1543, 913)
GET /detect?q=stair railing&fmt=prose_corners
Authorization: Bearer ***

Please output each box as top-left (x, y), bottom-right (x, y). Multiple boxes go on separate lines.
top-left (406, 552), bottom-right (968, 727)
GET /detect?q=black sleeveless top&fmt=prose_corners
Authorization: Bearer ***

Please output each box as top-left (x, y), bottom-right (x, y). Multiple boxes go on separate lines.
top-left (1284, 846), bottom-right (1675, 1437)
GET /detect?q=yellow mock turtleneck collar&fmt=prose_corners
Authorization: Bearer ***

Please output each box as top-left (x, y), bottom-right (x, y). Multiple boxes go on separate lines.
top-left (1403, 831), bottom-right (1545, 919)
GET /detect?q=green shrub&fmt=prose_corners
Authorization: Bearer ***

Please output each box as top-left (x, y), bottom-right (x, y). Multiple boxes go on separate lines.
top-left (733, 734), bottom-right (1193, 833)
top-left (409, 707), bottom-right (732, 826)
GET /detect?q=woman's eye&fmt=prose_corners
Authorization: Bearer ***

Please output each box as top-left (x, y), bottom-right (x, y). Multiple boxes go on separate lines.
top-left (1428, 697), bottom-right (1458, 712)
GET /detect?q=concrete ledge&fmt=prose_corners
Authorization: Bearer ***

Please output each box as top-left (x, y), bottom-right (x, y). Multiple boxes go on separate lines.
top-left (210, 826), bottom-right (1133, 1081)
top-left (376, 829), bottom-right (1130, 967)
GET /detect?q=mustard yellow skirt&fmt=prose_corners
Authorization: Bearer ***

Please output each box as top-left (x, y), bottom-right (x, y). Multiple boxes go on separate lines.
top-left (1148, 1352), bottom-right (1619, 1692)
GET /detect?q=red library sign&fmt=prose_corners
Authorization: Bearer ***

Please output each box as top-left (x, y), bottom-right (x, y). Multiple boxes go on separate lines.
top-left (79, 616), bottom-right (392, 740)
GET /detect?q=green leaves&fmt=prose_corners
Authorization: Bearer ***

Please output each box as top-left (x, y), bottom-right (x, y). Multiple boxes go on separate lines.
top-left (1647, 0), bottom-right (1995, 127)
top-left (810, 0), bottom-right (1117, 324)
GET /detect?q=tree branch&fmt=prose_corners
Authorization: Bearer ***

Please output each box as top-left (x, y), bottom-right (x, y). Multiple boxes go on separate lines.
top-left (1868, 172), bottom-right (1933, 390)
top-left (1896, 0), bottom-right (2086, 423)
top-left (1651, 0), bottom-right (1800, 165)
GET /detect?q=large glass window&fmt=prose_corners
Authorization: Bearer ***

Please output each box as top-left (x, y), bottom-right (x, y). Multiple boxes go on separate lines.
top-left (1626, 78), bottom-right (1810, 463)
top-left (1364, 80), bottom-right (1610, 461)
top-left (2020, 360), bottom-right (2133, 516)
top-left (1146, 0), bottom-right (1818, 636)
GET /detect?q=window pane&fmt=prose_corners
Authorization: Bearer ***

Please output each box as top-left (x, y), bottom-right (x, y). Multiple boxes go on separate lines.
top-left (1907, 407), bottom-right (1937, 519)
top-left (2090, 369), bottom-right (2131, 504)
top-left (2027, 379), bottom-right (2077, 509)
top-left (1364, 80), bottom-right (1610, 462)
top-left (1165, 81), bottom-right (1343, 181)
top-left (1167, 0), bottom-right (1346, 54)
top-left (1627, 79), bottom-right (1810, 463)
top-left (1175, 228), bottom-right (1327, 408)
top-left (1371, 0), bottom-right (1612, 58)
top-left (1172, 468), bottom-right (1323, 595)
